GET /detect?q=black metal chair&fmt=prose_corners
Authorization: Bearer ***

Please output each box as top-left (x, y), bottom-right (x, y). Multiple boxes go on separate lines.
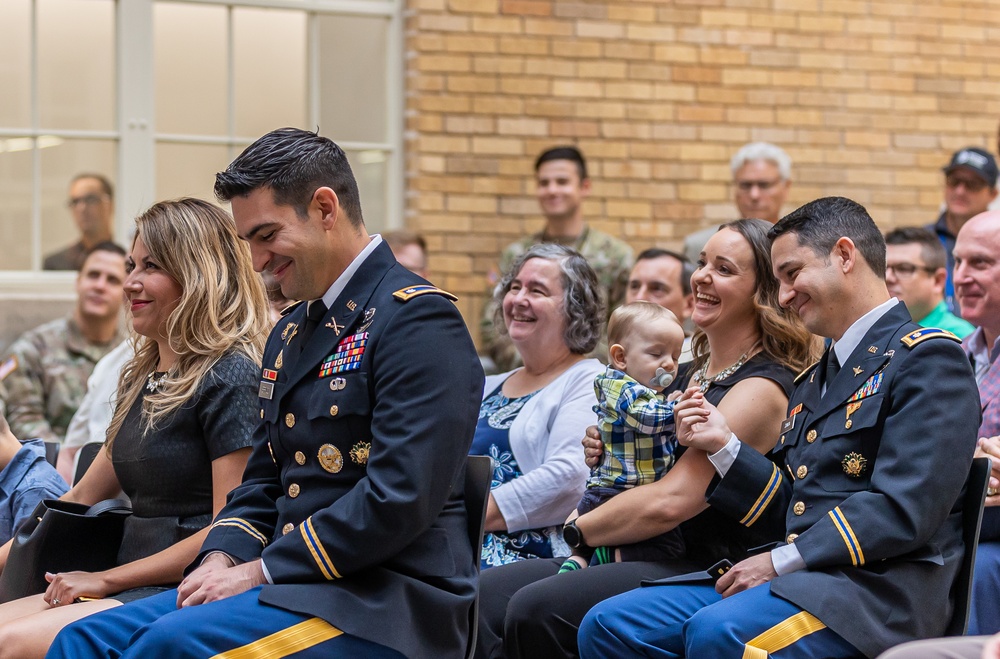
top-left (464, 455), bottom-right (492, 659)
top-left (945, 456), bottom-right (990, 636)
top-left (73, 442), bottom-right (104, 485)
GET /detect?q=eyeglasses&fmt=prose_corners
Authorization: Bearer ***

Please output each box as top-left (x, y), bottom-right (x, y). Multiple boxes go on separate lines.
top-left (67, 194), bottom-right (109, 209)
top-left (886, 262), bottom-right (936, 278)
top-left (735, 179), bottom-right (783, 193)
top-left (946, 174), bottom-right (989, 193)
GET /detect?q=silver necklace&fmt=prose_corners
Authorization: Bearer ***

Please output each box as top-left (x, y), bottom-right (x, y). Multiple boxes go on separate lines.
top-left (693, 351), bottom-right (750, 392)
top-left (146, 370), bottom-right (168, 393)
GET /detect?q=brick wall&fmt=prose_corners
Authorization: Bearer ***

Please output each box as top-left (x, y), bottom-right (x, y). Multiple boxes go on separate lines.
top-left (404, 0), bottom-right (1000, 343)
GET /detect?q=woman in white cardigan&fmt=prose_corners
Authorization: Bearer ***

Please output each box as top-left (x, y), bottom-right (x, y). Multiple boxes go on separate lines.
top-left (475, 244), bottom-right (605, 569)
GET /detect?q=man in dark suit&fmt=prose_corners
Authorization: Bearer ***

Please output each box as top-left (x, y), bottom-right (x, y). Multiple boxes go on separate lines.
top-left (579, 197), bottom-right (981, 658)
top-left (48, 128), bottom-right (484, 658)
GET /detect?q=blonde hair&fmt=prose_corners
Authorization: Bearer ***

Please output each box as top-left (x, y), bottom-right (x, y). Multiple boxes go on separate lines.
top-left (106, 198), bottom-right (270, 450)
top-left (607, 301), bottom-right (680, 348)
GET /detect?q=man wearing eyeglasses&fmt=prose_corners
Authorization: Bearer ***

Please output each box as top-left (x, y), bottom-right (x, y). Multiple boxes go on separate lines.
top-left (43, 173), bottom-right (118, 271)
top-left (884, 227), bottom-right (974, 338)
top-left (683, 142), bottom-right (792, 263)
top-left (926, 147), bottom-right (999, 314)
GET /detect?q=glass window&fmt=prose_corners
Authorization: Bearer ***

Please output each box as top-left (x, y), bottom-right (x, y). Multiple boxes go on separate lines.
top-left (40, 139), bottom-right (118, 263)
top-left (37, 0), bottom-right (115, 131)
top-left (154, 3), bottom-right (228, 136)
top-left (347, 149), bottom-right (389, 232)
top-left (317, 14), bottom-right (389, 144)
top-left (156, 142), bottom-right (231, 202)
top-left (0, 1), bottom-right (31, 129)
top-left (233, 7), bottom-right (308, 137)
top-left (0, 145), bottom-right (34, 271)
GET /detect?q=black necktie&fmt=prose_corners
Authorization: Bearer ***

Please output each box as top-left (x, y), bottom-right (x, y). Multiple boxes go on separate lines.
top-left (824, 349), bottom-right (841, 390)
top-left (298, 301), bottom-right (327, 353)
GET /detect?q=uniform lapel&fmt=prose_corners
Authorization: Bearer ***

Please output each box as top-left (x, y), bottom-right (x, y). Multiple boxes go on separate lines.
top-left (811, 304), bottom-right (910, 422)
top-left (280, 242), bottom-right (396, 395)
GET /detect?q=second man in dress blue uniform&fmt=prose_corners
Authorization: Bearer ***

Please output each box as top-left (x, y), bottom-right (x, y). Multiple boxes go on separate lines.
top-left (579, 196), bottom-right (981, 658)
top-left (48, 128), bottom-right (485, 658)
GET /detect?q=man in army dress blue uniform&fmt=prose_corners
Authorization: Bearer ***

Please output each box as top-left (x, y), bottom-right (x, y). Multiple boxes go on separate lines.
top-left (579, 197), bottom-right (981, 658)
top-left (49, 128), bottom-right (484, 658)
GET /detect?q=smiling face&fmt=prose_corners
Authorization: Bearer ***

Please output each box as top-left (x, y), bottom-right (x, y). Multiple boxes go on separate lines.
top-left (535, 159), bottom-right (590, 224)
top-left (954, 212), bottom-right (1000, 343)
top-left (76, 249), bottom-right (126, 323)
top-left (232, 187), bottom-right (337, 302)
top-left (625, 255), bottom-right (693, 323)
top-left (690, 228), bottom-right (758, 334)
top-left (611, 319), bottom-right (686, 393)
top-left (124, 236), bottom-right (182, 342)
top-left (771, 232), bottom-right (848, 339)
top-left (502, 257), bottom-right (568, 352)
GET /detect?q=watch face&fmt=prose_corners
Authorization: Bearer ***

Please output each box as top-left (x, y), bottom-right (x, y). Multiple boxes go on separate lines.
top-left (562, 522), bottom-right (581, 548)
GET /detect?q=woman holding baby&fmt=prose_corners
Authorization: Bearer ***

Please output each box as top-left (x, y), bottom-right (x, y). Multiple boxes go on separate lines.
top-left (475, 219), bottom-right (819, 659)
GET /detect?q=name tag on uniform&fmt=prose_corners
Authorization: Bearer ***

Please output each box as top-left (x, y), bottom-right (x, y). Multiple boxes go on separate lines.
top-left (780, 403), bottom-right (803, 433)
top-left (258, 381), bottom-right (274, 400)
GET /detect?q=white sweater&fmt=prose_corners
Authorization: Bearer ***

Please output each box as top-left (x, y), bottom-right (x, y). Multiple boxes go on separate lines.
top-left (483, 358), bottom-right (603, 533)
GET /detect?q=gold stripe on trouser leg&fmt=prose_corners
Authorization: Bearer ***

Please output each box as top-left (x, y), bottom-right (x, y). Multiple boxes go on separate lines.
top-left (741, 610), bottom-right (826, 659)
top-left (210, 618), bottom-right (344, 659)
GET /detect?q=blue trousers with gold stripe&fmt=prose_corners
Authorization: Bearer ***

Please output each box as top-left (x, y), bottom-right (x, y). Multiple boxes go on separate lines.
top-left (579, 582), bottom-right (862, 658)
top-left (47, 587), bottom-right (404, 659)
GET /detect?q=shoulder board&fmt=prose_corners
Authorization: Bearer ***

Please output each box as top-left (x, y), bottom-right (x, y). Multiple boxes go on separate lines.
top-left (900, 327), bottom-right (960, 348)
top-left (0, 355), bottom-right (16, 381)
top-left (393, 285), bottom-right (458, 303)
top-left (794, 361), bottom-right (820, 384)
top-left (280, 300), bottom-right (305, 317)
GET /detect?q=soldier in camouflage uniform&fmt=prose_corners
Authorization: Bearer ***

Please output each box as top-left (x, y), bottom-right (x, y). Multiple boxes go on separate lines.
top-left (1, 243), bottom-right (126, 444)
top-left (482, 146), bottom-right (633, 372)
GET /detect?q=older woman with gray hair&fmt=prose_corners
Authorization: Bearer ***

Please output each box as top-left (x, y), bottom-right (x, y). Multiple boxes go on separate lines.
top-left (474, 244), bottom-right (605, 569)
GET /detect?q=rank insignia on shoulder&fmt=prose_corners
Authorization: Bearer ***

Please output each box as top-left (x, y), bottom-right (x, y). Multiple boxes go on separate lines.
top-left (794, 362), bottom-right (819, 384)
top-left (0, 356), bottom-right (17, 381)
top-left (901, 327), bottom-right (960, 347)
top-left (393, 285), bottom-right (458, 302)
top-left (280, 301), bottom-right (304, 317)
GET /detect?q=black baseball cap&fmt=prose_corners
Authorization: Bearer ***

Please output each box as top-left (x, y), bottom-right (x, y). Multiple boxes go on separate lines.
top-left (943, 147), bottom-right (999, 188)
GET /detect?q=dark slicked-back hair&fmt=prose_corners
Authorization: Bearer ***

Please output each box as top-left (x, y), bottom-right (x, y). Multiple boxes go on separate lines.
top-left (635, 247), bottom-right (694, 296)
top-left (535, 145), bottom-right (588, 181)
top-left (884, 226), bottom-right (947, 271)
top-left (214, 127), bottom-right (364, 227)
top-left (768, 196), bottom-right (886, 279)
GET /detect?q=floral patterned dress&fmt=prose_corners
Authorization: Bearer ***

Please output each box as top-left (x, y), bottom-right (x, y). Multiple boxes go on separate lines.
top-left (473, 383), bottom-right (555, 569)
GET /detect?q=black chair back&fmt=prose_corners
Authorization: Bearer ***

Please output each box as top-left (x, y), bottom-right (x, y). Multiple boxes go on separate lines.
top-left (74, 442), bottom-right (103, 485)
top-left (41, 441), bottom-right (59, 467)
top-left (464, 455), bottom-right (492, 659)
top-left (946, 456), bottom-right (990, 636)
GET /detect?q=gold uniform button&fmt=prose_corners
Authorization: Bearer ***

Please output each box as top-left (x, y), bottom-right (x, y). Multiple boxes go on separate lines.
top-left (845, 419), bottom-right (853, 429)
top-left (330, 405), bottom-right (339, 417)
top-left (260, 409), bottom-right (264, 419)
top-left (806, 429), bottom-right (817, 443)
top-left (793, 501), bottom-right (806, 516)
top-left (780, 435), bottom-right (785, 445)
top-left (282, 523), bottom-right (294, 535)
top-left (294, 451), bottom-right (306, 465)
top-left (285, 413), bottom-right (296, 428)
top-left (289, 483), bottom-right (300, 498)
top-left (787, 533), bottom-right (799, 543)
top-left (796, 465), bottom-right (808, 479)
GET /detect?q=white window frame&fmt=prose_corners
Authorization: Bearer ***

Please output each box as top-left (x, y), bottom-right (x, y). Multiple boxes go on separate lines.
top-left (0, 0), bottom-right (403, 293)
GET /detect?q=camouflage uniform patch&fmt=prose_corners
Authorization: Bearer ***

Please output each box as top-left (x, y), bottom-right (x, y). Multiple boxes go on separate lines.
top-left (0, 317), bottom-right (124, 443)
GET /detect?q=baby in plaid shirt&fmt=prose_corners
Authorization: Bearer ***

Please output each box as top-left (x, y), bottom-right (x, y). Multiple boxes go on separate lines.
top-left (561, 302), bottom-right (687, 572)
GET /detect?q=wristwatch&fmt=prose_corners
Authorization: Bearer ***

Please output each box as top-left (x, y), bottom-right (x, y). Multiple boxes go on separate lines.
top-left (562, 519), bottom-right (589, 550)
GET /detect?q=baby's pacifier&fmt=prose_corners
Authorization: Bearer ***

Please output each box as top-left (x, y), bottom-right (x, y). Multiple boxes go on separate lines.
top-left (649, 367), bottom-right (674, 388)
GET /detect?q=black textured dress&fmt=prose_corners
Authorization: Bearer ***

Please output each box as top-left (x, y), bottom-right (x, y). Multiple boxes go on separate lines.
top-left (108, 351), bottom-right (257, 599)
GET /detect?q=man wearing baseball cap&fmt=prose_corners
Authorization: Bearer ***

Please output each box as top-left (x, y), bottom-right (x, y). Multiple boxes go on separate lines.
top-left (927, 146), bottom-right (999, 313)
